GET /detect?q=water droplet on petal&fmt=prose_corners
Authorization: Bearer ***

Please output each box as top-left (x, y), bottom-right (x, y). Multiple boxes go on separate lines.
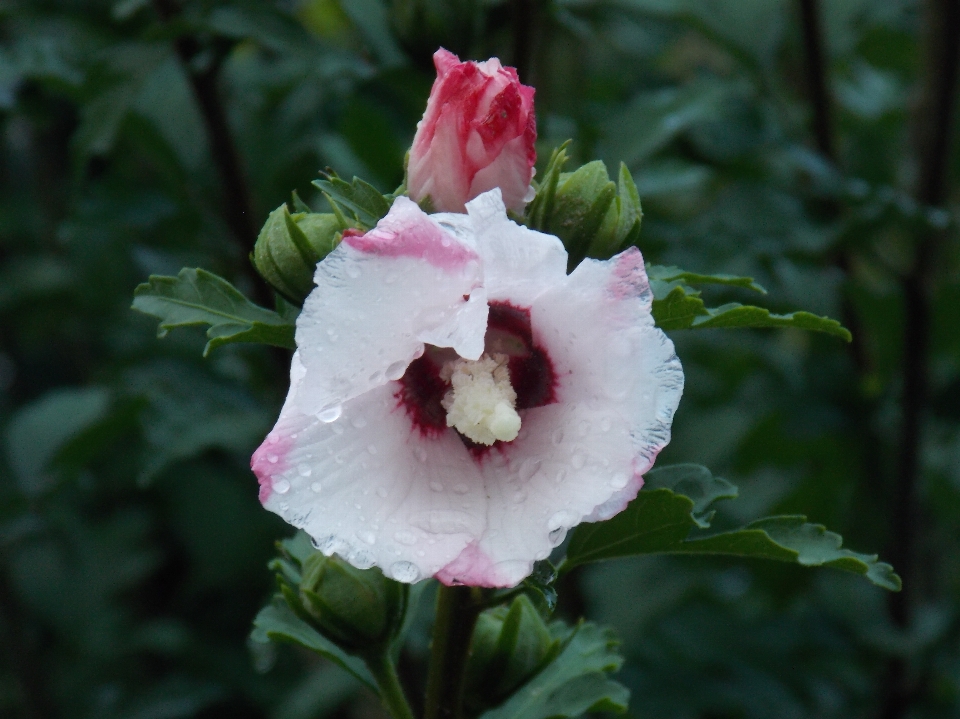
top-left (346, 264), bottom-right (361, 279)
top-left (430, 481), bottom-right (444, 492)
top-left (353, 550), bottom-right (376, 569)
top-left (386, 360), bottom-right (407, 380)
top-left (267, 455), bottom-right (279, 464)
top-left (611, 473), bottom-right (629, 489)
top-left (394, 530), bottom-right (417, 545)
top-left (352, 416), bottom-right (368, 429)
top-left (453, 483), bottom-right (469, 494)
top-left (367, 444), bottom-right (378, 455)
top-left (332, 424), bottom-right (344, 435)
top-left (376, 487), bottom-right (388, 498)
top-left (390, 561), bottom-right (420, 583)
top-left (357, 530), bottom-right (377, 545)
top-left (415, 447), bottom-right (428, 463)
top-left (317, 405), bottom-right (342, 423)
top-left (369, 370), bottom-right (384, 384)
top-left (552, 428), bottom-right (564, 445)
top-left (600, 417), bottom-right (612, 432)
top-left (310, 482), bottom-right (322, 493)
top-left (548, 510), bottom-right (578, 530)
top-left (571, 453), bottom-right (586, 469)
top-left (298, 464), bottom-right (312, 477)
top-left (578, 420), bottom-right (590, 437)
top-left (273, 479), bottom-right (291, 494)
top-left (518, 458), bottom-right (542, 482)
top-left (548, 527), bottom-right (566, 545)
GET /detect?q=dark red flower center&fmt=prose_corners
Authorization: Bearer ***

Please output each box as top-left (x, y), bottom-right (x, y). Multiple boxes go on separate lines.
top-left (396, 301), bottom-right (557, 455)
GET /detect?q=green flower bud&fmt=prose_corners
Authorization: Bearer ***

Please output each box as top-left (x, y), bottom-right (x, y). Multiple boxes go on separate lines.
top-left (464, 594), bottom-right (560, 714)
top-left (297, 552), bottom-right (408, 655)
top-left (526, 143), bottom-right (643, 267)
top-left (253, 204), bottom-right (342, 305)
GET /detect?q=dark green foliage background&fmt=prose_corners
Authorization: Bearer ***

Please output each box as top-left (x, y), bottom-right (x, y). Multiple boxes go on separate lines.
top-left (1, 1), bottom-right (958, 718)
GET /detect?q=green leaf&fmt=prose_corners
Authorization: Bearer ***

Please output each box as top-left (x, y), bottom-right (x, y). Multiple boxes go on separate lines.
top-left (251, 599), bottom-right (376, 690)
top-left (479, 622), bottom-right (629, 719)
top-left (132, 268), bottom-right (296, 356)
top-left (647, 264), bottom-right (766, 293)
top-left (526, 141), bottom-right (571, 231)
top-left (648, 274), bottom-right (851, 340)
top-left (676, 516), bottom-right (902, 592)
top-left (312, 173), bottom-right (391, 230)
top-left (562, 464), bottom-right (900, 591)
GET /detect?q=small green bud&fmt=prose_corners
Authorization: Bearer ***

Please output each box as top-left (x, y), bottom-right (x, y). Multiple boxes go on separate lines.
top-left (253, 204), bottom-right (342, 305)
top-left (298, 553), bottom-right (408, 654)
top-left (526, 143), bottom-right (643, 267)
top-left (464, 594), bottom-right (560, 713)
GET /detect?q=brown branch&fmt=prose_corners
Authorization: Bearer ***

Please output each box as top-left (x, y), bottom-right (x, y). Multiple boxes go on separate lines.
top-left (152, 0), bottom-right (257, 250)
top-left (512, 0), bottom-right (536, 84)
top-left (883, 1), bottom-right (960, 717)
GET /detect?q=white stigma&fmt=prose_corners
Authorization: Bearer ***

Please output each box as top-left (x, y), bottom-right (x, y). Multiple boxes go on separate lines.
top-left (441, 353), bottom-right (522, 445)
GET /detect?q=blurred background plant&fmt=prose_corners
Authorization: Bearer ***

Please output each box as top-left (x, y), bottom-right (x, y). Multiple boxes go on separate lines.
top-left (1, 0), bottom-right (958, 718)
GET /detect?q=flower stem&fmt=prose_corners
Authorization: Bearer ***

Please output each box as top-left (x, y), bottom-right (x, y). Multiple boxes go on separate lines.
top-left (424, 585), bottom-right (483, 719)
top-left (367, 652), bottom-right (416, 719)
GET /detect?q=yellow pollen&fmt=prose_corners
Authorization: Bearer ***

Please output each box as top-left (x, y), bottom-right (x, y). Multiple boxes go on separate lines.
top-left (441, 353), bottom-right (522, 445)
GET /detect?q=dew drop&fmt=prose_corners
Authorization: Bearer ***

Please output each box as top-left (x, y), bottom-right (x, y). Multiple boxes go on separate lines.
top-left (453, 483), bottom-right (469, 495)
top-left (390, 561), bottom-right (421, 583)
top-left (571, 453), bottom-right (586, 469)
top-left (552, 428), bottom-right (564, 445)
top-left (369, 370), bottom-right (384, 384)
top-left (352, 416), bottom-right (368, 429)
top-left (353, 550), bottom-right (376, 569)
top-left (386, 360), bottom-right (407, 381)
top-left (548, 527), bottom-right (567, 545)
top-left (267, 455), bottom-right (279, 464)
top-left (332, 424), bottom-right (344, 435)
top-left (600, 417), bottom-right (612, 432)
top-left (298, 464), bottom-right (312, 477)
top-left (317, 405), bottom-right (342, 423)
top-left (278, 502), bottom-right (289, 511)
top-left (385, 272), bottom-right (398, 285)
top-left (430, 481), bottom-right (444, 492)
top-left (611, 473), bottom-right (629, 489)
top-left (273, 479), bottom-right (291, 494)
top-left (394, 530), bottom-right (417, 545)
top-left (357, 530), bottom-right (377, 545)
top-left (415, 447), bottom-right (428, 463)
top-left (518, 458), bottom-right (542, 482)
top-left (346, 264), bottom-right (361, 279)
top-left (376, 487), bottom-right (388, 498)
top-left (367, 444), bottom-right (378, 455)
top-left (513, 490), bottom-right (527, 503)
top-left (548, 510), bottom-right (578, 531)
top-left (310, 482), bottom-right (322, 493)
top-left (578, 420), bottom-right (591, 437)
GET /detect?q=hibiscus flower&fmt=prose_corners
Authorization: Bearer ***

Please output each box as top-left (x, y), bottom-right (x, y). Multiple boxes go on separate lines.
top-left (251, 189), bottom-right (683, 587)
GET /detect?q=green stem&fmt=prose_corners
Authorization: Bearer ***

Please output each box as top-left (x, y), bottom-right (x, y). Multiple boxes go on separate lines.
top-left (424, 585), bottom-right (483, 719)
top-left (367, 652), bottom-right (416, 719)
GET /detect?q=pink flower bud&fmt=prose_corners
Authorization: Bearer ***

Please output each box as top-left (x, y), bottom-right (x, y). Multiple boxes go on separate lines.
top-left (407, 48), bottom-right (537, 214)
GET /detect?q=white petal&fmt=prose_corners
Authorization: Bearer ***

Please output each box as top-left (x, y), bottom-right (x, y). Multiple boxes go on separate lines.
top-left (464, 189), bottom-right (568, 306)
top-left (438, 246), bottom-right (683, 587)
top-left (254, 384), bottom-right (489, 583)
top-left (294, 197), bottom-right (484, 416)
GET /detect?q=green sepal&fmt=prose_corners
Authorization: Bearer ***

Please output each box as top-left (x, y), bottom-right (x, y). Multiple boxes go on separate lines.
top-left (526, 141), bottom-right (571, 231)
top-left (478, 621), bottom-right (629, 719)
top-left (648, 268), bottom-right (851, 340)
top-left (298, 553), bottom-right (409, 653)
top-left (465, 594), bottom-right (561, 714)
top-left (313, 172), bottom-right (391, 230)
top-left (521, 560), bottom-right (559, 613)
top-left (131, 268), bottom-right (295, 356)
top-left (251, 597), bottom-right (376, 690)
top-left (561, 464), bottom-right (900, 591)
top-left (253, 204), bottom-right (342, 305)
